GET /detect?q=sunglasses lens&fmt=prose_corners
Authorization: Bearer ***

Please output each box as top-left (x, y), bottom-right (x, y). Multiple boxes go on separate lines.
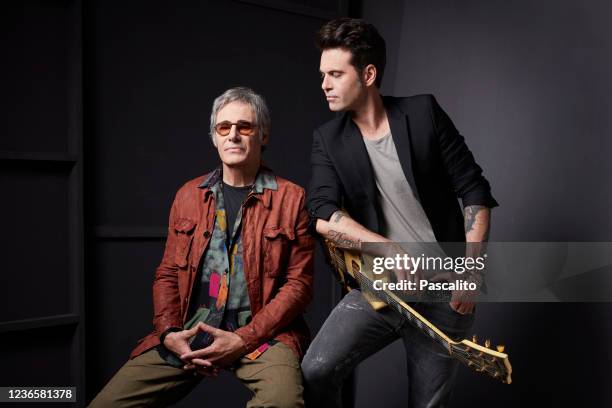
top-left (237, 123), bottom-right (254, 136)
top-left (216, 123), bottom-right (232, 135)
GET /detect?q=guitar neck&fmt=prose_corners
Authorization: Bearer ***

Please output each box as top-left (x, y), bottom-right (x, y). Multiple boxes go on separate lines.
top-left (328, 246), bottom-right (453, 350)
top-left (324, 241), bottom-right (512, 384)
top-left (352, 267), bottom-right (453, 352)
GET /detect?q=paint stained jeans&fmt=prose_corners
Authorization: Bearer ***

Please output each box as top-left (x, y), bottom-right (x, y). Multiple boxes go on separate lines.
top-left (301, 289), bottom-right (475, 408)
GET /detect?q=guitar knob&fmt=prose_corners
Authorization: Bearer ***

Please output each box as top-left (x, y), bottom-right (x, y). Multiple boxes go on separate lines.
top-left (485, 339), bottom-right (491, 348)
top-left (472, 334), bottom-right (478, 343)
top-left (496, 344), bottom-right (505, 353)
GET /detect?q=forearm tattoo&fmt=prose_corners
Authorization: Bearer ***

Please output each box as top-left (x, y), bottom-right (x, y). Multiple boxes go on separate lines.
top-left (331, 210), bottom-right (348, 224)
top-left (327, 230), bottom-right (361, 250)
top-left (464, 205), bottom-right (491, 285)
top-left (464, 205), bottom-right (490, 241)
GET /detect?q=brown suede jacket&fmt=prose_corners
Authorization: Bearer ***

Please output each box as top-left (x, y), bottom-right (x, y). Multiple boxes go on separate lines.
top-left (130, 169), bottom-right (314, 360)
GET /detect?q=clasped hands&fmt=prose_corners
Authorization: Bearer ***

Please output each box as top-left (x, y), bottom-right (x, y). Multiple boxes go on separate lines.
top-left (163, 322), bottom-right (246, 377)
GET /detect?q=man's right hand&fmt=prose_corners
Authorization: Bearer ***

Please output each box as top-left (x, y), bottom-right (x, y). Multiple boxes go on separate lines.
top-left (163, 326), bottom-right (219, 377)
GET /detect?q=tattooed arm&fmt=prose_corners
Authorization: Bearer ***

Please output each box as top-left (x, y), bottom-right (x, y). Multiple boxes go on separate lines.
top-left (465, 205), bottom-right (491, 243)
top-left (315, 210), bottom-right (389, 251)
top-left (316, 211), bottom-right (417, 284)
top-left (450, 205), bottom-right (491, 314)
top-left (464, 204), bottom-right (491, 268)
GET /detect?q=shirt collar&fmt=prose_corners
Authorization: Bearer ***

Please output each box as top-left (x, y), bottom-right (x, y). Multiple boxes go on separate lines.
top-left (198, 166), bottom-right (277, 193)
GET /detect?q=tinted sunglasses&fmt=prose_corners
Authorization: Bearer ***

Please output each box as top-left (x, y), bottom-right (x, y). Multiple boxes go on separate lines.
top-left (214, 121), bottom-right (257, 136)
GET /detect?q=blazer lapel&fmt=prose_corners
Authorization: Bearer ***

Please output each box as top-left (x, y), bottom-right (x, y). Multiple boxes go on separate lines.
top-left (384, 97), bottom-right (421, 201)
top-left (340, 114), bottom-right (377, 203)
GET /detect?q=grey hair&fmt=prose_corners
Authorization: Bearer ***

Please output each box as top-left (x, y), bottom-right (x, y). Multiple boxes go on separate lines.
top-left (209, 87), bottom-right (271, 144)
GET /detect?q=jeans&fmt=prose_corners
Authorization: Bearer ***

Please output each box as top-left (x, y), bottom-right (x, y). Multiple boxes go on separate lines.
top-left (301, 289), bottom-right (475, 408)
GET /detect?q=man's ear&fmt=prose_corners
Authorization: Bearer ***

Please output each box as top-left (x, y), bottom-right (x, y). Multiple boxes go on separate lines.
top-left (260, 131), bottom-right (269, 146)
top-left (363, 64), bottom-right (378, 87)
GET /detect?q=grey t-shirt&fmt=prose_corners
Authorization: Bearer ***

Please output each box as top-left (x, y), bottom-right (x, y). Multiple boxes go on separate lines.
top-left (363, 132), bottom-right (437, 243)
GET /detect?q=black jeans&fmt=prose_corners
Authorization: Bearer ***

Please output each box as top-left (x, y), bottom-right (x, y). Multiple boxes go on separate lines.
top-left (301, 289), bottom-right (475, 408)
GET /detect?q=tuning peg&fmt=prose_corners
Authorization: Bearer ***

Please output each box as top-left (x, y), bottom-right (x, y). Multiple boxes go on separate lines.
top-left (496, 344), bottom-right (505, 353)
top-left (485, 339), bottom-right (491, 348)
top-left (472, 334), bottom-right (478, 343)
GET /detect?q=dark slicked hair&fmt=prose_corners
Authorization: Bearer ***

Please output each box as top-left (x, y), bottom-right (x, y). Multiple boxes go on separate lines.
top-left (315, 18), bottom-right (386, 87)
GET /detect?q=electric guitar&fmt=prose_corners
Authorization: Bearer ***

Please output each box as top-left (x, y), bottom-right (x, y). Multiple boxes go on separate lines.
top-left (324, 239), bottom-right (513, 384)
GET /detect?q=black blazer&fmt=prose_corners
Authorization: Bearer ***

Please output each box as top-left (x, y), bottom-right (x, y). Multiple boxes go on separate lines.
top-left (307, 94), bottom-right (498, 243)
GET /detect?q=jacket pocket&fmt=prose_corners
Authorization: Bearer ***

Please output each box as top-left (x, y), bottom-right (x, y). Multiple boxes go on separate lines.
top-left (174, 218), bottom-right (197, 268)
top-left (263, 226), bottom-right (295, 277)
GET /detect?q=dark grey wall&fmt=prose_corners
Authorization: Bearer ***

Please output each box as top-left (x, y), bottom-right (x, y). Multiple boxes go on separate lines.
top-left (1, 1), bottom-right (85, 405)
top-left (359, 1), bottom-right (612, 407)
top-left (3, 1), bottom-right (611, 407)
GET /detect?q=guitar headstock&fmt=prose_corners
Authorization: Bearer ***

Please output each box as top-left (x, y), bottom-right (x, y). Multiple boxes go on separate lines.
top-left (450, 335), bottom-right (512, 384)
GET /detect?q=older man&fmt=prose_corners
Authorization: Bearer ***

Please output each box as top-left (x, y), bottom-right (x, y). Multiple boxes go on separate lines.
top-left (90, 87), bottom-right (314, 408)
